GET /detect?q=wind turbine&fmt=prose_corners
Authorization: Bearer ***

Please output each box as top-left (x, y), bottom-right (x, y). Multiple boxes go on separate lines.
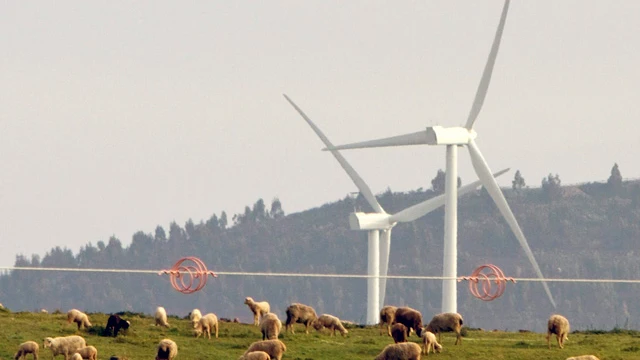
top-left (283, 94), bottom-right (509, 324)
top-left (324, 0), bottom-right (556, 313)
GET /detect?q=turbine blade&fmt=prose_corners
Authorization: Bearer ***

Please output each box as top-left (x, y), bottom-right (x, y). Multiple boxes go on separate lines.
top-left (324, 131), bottom-right (429, 151)
top-left (283, 94), bottom-right (385, 213)
top-left (464, 0), bottom-right (510, 130)
top-left (389, 168), bottom-right (510, 223)
top-left (467, 139), bottom-right (556, 308)
top-left (379, 229), bottom-right (391, 306)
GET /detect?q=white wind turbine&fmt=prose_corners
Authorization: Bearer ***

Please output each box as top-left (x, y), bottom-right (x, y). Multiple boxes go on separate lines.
top-left (325, 0), bottom-right (556, 313)
top-left (284, 94), bottom-right (509, 324)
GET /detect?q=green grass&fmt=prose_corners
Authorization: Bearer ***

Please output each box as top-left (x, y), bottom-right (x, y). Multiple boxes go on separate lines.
top-left (0, 309), bottom-right (637, 360)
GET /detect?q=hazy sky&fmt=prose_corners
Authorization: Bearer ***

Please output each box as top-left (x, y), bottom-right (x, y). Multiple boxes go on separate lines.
top-left (1, 1), bottom-right (639, 268)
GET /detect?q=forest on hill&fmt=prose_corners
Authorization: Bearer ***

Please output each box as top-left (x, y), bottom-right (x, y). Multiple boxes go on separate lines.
top-left (1, 164), bottom-right (640, 332)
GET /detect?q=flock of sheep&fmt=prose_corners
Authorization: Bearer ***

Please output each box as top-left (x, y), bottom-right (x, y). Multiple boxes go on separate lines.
top-left (8, 301), bottom-right (598, 360)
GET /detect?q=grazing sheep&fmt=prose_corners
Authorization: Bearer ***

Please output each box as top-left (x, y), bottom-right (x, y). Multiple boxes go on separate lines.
top-left (70, 355), bottom-right (82, 360)
top-left (43, 335), bottom-right (86, 360)
top-left (260, 313), bottom-right (282, 340)
top-left (547, 314), bottom-right (570, 349)
top-left (14, 341), bottom-right (39, 360)
top-left (374, 342), bottom-right (422, 360)
top-left (285, 303), bottom-right (318, 334)
top-left (66, 309), bottom-right (92, 330)
top-left (238, 351), bottom-right (271, 360)
top-left (155, 306), bottom-right (170, 328)
top-left (421, 331), bottom-right (443, 355)
top-left (244, 297), bottom-right (271, 326)
top-left (244, 340), bottom-right (286, 360)
top-left (155, 339), bottom-right (178, 360)
top-left (424, 312), bottom-right (464, 345)
top-left (194, 313), bottom-right (219, 340)
top-left (312, 314), bottom-right (349, 337)
top-left (72, 346), bottom-right (97, 360)
top-left (106, 314), bottom-right (130, 337)
top-left (380, 305), bottom-right (398, 336)
top-left (393, 307), bottom-right (424, 338)
top-left (391, 323), bottom-right (408, 343)
top-left (41, 309), bottom-right (49, 314)
top-left (566, 356), bottom-right (599, 360)
top-left (189, 309), bottom-right (202, 326)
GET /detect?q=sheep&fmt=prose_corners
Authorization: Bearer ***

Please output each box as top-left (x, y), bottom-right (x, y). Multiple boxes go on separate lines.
top-left (106, 314), bottom-right (130, 337)
top-left (72, 346), bottom-right (97, 360)
top-left (43, 335), bottom-right (86, 360)
top-left (421, 331), bottom-right (443, 355)
top-left (393, 306), bottom-right (424, 338)
top-left (244, 340), bottom-right (286, 360)
top-left (547, 314), bottom-right (570, 349)
top-left (379, 305), bottom-right (398, 336)
top-left (155, 306), bottom-right (170, 328)
top-left (244, 297), bottom-right (271, 326)
top-left (312, 314), bottom-right (349, 337)
top-left (424, 312), bottom-right (464, 345)
top-left (260, 312), bottom-right (282, 340)
top-left (66, 309), bottom-right (92, 330)
top-left (374, 342), bottom-right (422, 360)
top-left (194, 313), bottom-right (219, 340)
top-left (189, 308), bottom-right (202, 326)
top-left (391, 323), bottom-right (408, 343)
top-left (566, 356), bottom-right (599, 360)
top-left (14, 341), bottom-right (39, 360)
top-left (41, 309), bottom-right (49, 314)
top-left (285, 302), bottom-right (318, 334)
top-left (70, 355), bottom-right (82, 360)
top-left (238, 351), bottom-right (271, 360)
top-left (155, 339), bottom-right (178, 360)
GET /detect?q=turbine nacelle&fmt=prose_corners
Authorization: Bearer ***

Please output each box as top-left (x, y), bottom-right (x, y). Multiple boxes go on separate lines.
top-left (349, 212), bottom-right (393, 230)
top-left (427, 126), bottom-right (477, 145)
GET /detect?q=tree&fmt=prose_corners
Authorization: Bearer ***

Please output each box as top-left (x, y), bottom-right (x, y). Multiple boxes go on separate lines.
top-left (512, 170), bottom-right (526, 191)
top-left (270, 198), bottom-right (285, 219)
top-left (431, 169), bottom-right (461, 194)
top-left (219, 211), bottom-right (228, 230)
top-left (541, 173), bottom-right (562, 200)
top-left (607, 163), bottom-right (623, 194)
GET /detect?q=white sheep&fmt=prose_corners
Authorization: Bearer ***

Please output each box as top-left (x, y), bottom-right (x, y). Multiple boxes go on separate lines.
top-left (566, 356), bottom-right (599, 360)
top-left (189, 309), bottom-right (202, 326)
top-left (244, 297), bottom-right (271, 326)
top-left (424, 312), bottom-right (464, 345)
top-left (374, 342), bottom-right (422, 360)
top-left (313, 314), bottom-right (348, 337)
top-left (547, 314), bottom-right (570, 349)
top-left (70, 355), bottom-right (82, 360)
top-left (155, 306), bottom-right (170, 328)
top-left (155, 339), bottom-right (178, 360)
top-left (238, 351), bottom-right (271, 360)
top-left (421, 330), bottom-right (443, 355)
top-left (66, 309), bottom-right (92, 330)
top-left (244, 340), bottom-right (286, 360)
top-left (285, 303), bottom-right (318, 334)
top-left (194, 313), bottom-right (219, 339)
top-left (14, 341), bottom-right (39, 360)
top-left (43, 335), bottom-right (86, 360)
top-left (72, 346), bottom-right (97, 360)
top-left (41, 309), bottom-right (49, 314)
top-left (259, 313), bottom-right (282, 340)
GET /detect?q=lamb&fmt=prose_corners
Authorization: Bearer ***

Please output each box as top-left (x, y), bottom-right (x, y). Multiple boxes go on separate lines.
top-left (238, 351), bottom-right (271, 360)
top-left (155, 339), bottom-right (178, 360)
top-left (14, 341), bottom-right (39, 360)
top-left (189, 309), bottom-right (202, 326)
top-left (155, 306), bottom-right (170, 328)
top-left (566, 356), bottom-right (599, 360)
top-left (424, 312), bottom-right (464, 345)
top-left (66, 309), bottom-right (92, 330)
top-left (285, 303), bottom-right (318, 334)
top-left (72, 346), bottom-right (97, 360)
top-left (379, 305), bottom-right (398, 336)
top-left (393, 306), bottom-right (424, 338)
top-left (244, 297), bottom-right (271, 326)
top-left (194, 313), bottom-right (219, 340)
top-left (391, 323), bottom-right (408, 343)
top-left (244, 340), bottom-right (286, 360)
top-left (312, 314), bottom-right (348, 337)
top-left (421, 331), bottom-right (443, 355)
top-left (43, 335), bottom-right (86, 360)
top-left (374, 342), bottom-right (422, 360)
top-left (547, 314), bottom-right (570, 349)
top-left (260, 312), bottom-right (282, 340)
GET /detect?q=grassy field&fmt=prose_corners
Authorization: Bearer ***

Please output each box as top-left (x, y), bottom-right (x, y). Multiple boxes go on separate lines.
top-left (1, 308), bottom-right (639, 360)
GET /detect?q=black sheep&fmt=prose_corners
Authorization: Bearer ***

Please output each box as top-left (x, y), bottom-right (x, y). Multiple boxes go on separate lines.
top-left (106, 314), bottom-right (130, 336)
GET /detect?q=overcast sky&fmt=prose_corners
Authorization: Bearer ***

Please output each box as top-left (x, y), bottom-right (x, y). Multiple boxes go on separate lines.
top-left (1, 1), bottom-right (639, 268)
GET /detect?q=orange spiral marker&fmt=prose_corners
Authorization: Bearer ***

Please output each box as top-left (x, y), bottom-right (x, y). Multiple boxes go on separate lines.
top-left (458, 264), bottom-right (515, 301)
top-left (158, 257), bottom-right (217, 294)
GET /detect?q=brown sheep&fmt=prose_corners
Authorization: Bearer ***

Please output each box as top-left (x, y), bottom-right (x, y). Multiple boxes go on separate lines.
top-left (244, 340), bottom-right (286, 360)
top-left (393, 306), bottom-right (424, 338)
top-left (285, 303), bottom-right (318, 334)
top-left (374, 342), bottom-right (422, 360)
top-left (14, 341), bottom-right (39, 360)
top-left (421, 331), bottom-right (443, 355)
top-left (312, 314), bottom-right (348, 337)
top-left (391, 323), bottom-right (408, 343)
top-left (379, 305), bottom-right (398, 336)
top-left (72, 346), bottom-right (97, 360)
top-left (547, 314), bottom-right (570, 349)
top-left (244, 297), bottom-right (271, 326)
top-left (424, 312), bottom-right (463, 345)
top-left (260, 313), bottom-right (282, 340)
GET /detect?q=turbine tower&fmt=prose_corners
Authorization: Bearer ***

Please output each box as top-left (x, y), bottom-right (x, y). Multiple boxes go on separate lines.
top-left (324, 0), bottom-right (556, 313)
top-left (284, 94), bottom-right (509, 324)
